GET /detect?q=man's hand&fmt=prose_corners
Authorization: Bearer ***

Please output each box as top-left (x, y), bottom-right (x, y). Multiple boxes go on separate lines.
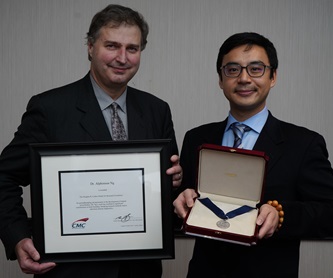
top-left (166, 155), bottom-right (183, 188)
top-left (15, 238), bottom-right (56, 275)
top-left (256, 204), bottom-right (279, 239)
top-left (173, 189), bottom-right (198, 218)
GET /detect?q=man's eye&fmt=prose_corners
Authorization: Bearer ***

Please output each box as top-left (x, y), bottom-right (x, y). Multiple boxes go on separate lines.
top-left (127, 47), bottom-right (139, 53)
top-left (227, 67), bottom-right (240, 73)
top-left (106, 44), bottom-right (117, 49)
top-left (249, 65), bottom-right (264, 73)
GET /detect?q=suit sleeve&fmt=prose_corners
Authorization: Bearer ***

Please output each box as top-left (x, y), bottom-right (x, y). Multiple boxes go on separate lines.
top-left (178, 130), bottom-right (198, 193)
top-left (277, 133), bottom-right (333, 239)
top-left (160, 102), bottom-right (178, 156)
top-left (0, 95), bottom-right (48, 259)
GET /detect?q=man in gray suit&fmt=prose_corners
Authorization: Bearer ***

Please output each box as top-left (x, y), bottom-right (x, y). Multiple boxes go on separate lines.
top-left (0, 4), bottom-right (181, 277)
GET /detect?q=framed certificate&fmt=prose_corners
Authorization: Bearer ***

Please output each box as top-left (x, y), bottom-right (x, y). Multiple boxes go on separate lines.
top-left (29, 140), bottom-right (174, 263)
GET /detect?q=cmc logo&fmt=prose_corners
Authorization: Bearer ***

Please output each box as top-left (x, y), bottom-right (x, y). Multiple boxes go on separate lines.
top-left (72, 218), bottom-right (89, 229)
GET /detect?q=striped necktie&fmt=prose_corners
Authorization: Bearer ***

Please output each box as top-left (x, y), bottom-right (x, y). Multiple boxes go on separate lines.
top-left (231, 122), bottom-right (251, 148)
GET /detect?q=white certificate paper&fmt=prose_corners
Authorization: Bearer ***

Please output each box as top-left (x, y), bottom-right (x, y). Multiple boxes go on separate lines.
top-left (59, 169), bottom-right (145, 235)
top-left (39, 151), bottom-right (165, 254)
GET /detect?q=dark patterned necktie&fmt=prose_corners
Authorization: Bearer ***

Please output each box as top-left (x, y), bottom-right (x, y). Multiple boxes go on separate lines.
top-left (111, 102), bottom-right (127, 141)
top-left (231, 122), bottom-right (251, 148)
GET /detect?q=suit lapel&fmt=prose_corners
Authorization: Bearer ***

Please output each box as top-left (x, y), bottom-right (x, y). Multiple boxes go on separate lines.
top-left (210, 121), bottom-right (227, 145)
top-left (76, 74), bottom-right (111, 141)
top-left (126, 88), bottom-right (148, 140)
top-left (253, 113), bottom-right (285, 173)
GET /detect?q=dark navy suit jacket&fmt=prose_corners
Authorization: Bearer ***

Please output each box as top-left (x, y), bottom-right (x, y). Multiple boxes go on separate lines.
top-left (178, 112), bottom-right (333, 277)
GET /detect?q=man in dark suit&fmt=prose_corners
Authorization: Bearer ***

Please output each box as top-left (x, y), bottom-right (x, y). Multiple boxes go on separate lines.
top-left (173, 32), bottom-right (333, 277)
top-left (0, 4), bottom-right (182, 278)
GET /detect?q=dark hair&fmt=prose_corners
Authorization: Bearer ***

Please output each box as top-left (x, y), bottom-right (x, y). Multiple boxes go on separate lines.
top-left (86, 4), bottom-right (149, 58)
top-left (216, 32), bottom-right (278, 80)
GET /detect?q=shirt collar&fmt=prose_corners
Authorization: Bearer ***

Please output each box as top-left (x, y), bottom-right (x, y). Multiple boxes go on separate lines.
top-left (90, 74), bottom-right (127, 113)
top-left (226, 107), bottom-right (268, 134)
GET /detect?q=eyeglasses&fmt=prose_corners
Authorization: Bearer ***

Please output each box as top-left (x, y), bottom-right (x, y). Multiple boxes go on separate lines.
top-left (221, 63), bottom-right (273, 78)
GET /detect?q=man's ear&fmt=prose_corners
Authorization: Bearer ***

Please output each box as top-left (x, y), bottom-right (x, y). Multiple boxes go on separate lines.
top-left (219, 77), bottom-right (224, 90)
top-left (87, 42), bottom-right (93, 60)
top-left (270, 70), bottom-right (277, 88)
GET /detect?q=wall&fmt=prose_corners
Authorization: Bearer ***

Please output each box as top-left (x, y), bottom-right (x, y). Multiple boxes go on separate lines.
top-left (1, 0), bottom-right (333, 277)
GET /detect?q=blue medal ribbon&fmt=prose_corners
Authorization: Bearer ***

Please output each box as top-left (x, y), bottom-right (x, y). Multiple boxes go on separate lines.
top-left (198, 197), bottom-right (255, 220)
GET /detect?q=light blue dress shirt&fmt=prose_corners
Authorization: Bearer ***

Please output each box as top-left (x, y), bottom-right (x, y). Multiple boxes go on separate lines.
top-left (222, 107), bottom-right (269, 150)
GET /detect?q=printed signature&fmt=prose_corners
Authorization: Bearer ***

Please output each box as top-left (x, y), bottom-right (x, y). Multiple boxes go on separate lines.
top-left (115, 213), bottom-right (131, 222)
